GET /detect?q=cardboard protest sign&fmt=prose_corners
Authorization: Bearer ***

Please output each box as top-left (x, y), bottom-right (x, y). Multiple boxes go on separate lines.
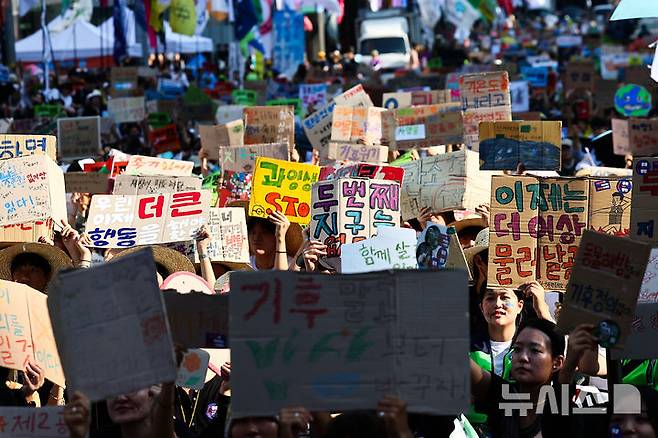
top-left (0, 280), bottom-right (65, 386)
top-left (200, 207), bottom-right (249, 264)
top-left (563, 61), bottom-right (596, 93)
top-left (478, 121), bottom-right (562, 170)
top-left (112, 174), bottom-right (201, 195)
top-left (330, 105), bottom-right (384, 145)
top-left (612, 118), bottom-right (630, 156)
top-left (249, 157), bottom-right (320, 225)
top-left (215, 105), bottom-right (245, 125)
top-left (459, 71), bottom-right (511, 111)
top-left (219, 143), bottom-right (289, 173)
top-left (148, 124), bottom-right (180, 154)
top-left (558, 230), bottom-right (649, 349)
top-left (341, 227), bottom-right (417, 273)
top-left (303, 84), bottom-right (373, 153)
top-left (610, 248), bottom-right (658, 359)
top-left (399, 149), bottom-right (490, 220)
top-left (416, 223), bottom-right (450, 269)
top-left (510, 81), bottom-right (530, 113)
top-left (310, 178), bottom-right (400, 257)
top-left (299, 83), bottom-right (327, 115)
top-left (488, 175), bottom-right (634, 290)
top-left (630, 157), bottom-right (658, 245)
top-left (628, 118), bottom-right (658, 156)
top-left (163, 291), bottom-right (229, 348)
top-left (56, 116), bottom-right (101, 160)
top-left (0, 134), bottom-right (57, 161)
top-left (125, 155), bottom-right (194, 177)
top-left (244, 106), bottom-right (295, 151)
top-left (319, 162), bottom-right (404, 185)
top-left (0, 219), bottom-right (54, 243)
top-left (86, 190), bottom-right (210, 248)
top-left (381, 104), bottom-right (464, 150)
top-left (327, 143), bottom-right (388, 163)
top-left (459, 71), bottom-right (512, 150)
top-left (199, 121), bottom-right (245, 161)
top-left (231, 270), bottom-right (469, 417)
top-left (107, 96), bottom-right (146, 123)
top-left (111, 67), bottom-right (139, 97)
top-left (63, 172), bottom-right (110, 194)
top-left (47, 248), bottom-right (177, 401)
top-left (463, 107), bottom-right (512, 151)
top-left (0, 407), bottom-right (67, 437)
top-left (0, 155), bottom-right (66, 227)
top-left (614, 84), bottom-right (652, 117)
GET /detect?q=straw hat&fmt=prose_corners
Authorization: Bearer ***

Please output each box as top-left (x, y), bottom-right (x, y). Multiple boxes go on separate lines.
top-left (449, 214), bottom-right (487, 233)
top-left (464, 228), bottom-right (490, 278)
top-left (227, 200), bottom-right (305, 257)
top-left (112, 245), bottom-right (195, 277)
top-left (0, 243), bottom-right (73, 282)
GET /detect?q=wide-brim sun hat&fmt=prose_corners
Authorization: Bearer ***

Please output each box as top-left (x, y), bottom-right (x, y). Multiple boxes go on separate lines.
top-left (112, 245), bottom-right (195, 276)
top-left (0, 243), bottom-right (73, 282)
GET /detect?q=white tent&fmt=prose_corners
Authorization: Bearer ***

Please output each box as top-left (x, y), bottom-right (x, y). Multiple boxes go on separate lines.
top-left (15, 19), bottom-right (113, 62)
top-left (99, 9), bottom-right (143, 58)
top-left (158, 22), bottom-right (213, 54)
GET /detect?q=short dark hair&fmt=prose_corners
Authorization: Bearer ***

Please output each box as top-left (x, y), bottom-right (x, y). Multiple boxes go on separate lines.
top-left (11, 253), bottom-right (51, 278)
top-left (247, 217), bottom-right (276, 236)
top-left (517, 318), bottom-right (565, 358)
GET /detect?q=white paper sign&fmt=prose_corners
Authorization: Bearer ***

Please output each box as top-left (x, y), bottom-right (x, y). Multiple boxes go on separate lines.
top-left (86, 191), bottom-right (210, 248)
top-left (125, 155), bottom-right (194, 177)
top-left (47, 248), bottom-right (177, 401)
top-left (107, 97), bottom-right (146, 123)
top-left (202, 207), bottom-right (249, 264)
top-left (231, 270), bottom-right (469, 417)
top-left (0, 155), bottom-right (67, 227)
top-left (0, 407), bottom-right (67, 437)
top-left (341, 228), bottom-right (418, 273)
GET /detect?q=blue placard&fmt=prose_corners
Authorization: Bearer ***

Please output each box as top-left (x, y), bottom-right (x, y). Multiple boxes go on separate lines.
top-left (521, 66), bottom-right (549, 88)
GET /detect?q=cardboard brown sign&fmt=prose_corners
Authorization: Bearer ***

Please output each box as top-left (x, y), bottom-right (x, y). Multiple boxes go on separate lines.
top-left (64, 172), bottom-right (110, 194)
top-left (244, 106), bottom-right (295, 151)
top-left (488, 175), bottom-right (633, 291)
top-left (558, 230), bottom-right (650, 349)
top-left (218, 143), bottom-right (289, 173)
top-left (199, 121), bottom-right (245, 161)
top-left (628, 118), bottom-right (658, 156)
top-left (0, 134), bottom-right (57, 161)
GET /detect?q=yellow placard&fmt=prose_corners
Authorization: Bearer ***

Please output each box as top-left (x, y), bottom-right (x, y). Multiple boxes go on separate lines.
top-left (249, 157), bottom-right (320, 224)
